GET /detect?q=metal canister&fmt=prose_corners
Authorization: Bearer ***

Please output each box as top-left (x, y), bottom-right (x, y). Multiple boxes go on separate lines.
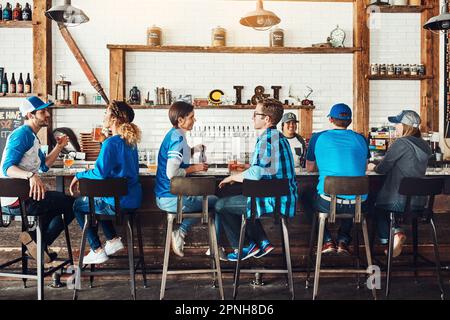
top-left (147, 25), bottom-right (162, 46)
top-left (402, 64), bottom-right (410, 76)
top-left (395, 64), bottom-right (403, 75)
top-left (370, 63), bottom-right (379, 75)
top-left (212, 26), bottom-right (226, 47)
top-left (387, 64), bottom-right (395, 76)
top-left (410, 64), bottom-right (418, 76)
top-left (270, 28), bottom-right (284, 47)
top-left (379, 64), bottom-right (387, 76)
top-left (418, 64), bottom-right (425, 76)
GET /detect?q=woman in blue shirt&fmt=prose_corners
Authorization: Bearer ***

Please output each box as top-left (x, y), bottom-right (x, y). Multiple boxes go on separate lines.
top-left (69, 101), bottom-right (142, 265)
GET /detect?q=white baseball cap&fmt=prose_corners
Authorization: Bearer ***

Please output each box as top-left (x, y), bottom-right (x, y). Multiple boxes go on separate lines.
top-left (20, 96), bottom-right (54, 116)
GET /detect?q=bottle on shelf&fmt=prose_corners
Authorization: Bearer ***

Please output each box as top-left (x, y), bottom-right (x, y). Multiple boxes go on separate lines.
top-left (24, 73), bottom-right (31, 94)
top-left (10, 72), bottom-right (16, 93)
top-left (12, 3), bottom-right (22, 21)
top-left (17, 72), bottom-right (24, 94)
top-left (22, 2), bottom-right (32, 21)
top-left (2, 3), bottom-right (12, 21)
top-left (2, 73), bottom-right (8, 94)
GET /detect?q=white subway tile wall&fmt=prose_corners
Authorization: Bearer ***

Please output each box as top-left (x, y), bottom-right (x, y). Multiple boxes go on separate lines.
top-left (0, 0), bottom-right (426, 151)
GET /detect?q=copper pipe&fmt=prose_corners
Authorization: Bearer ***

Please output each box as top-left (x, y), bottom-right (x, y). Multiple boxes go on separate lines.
top-left (57, 23), bottom-right (109, 105)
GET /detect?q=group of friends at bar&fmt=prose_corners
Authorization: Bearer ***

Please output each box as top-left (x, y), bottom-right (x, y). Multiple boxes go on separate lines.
top-left (0, 95), bottom-right (431, 266)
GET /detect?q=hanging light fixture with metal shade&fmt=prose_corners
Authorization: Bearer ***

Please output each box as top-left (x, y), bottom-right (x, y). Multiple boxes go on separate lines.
top-left (423, 1), bottom-right (450, 33)
top-left (239, 0), bottom-right (281, 31)
top-left (45, 0), bottom-right (89, 27)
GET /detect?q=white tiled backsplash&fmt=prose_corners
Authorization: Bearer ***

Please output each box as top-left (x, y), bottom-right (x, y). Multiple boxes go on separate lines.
top-left (0, 0), bottom-right (429, 154)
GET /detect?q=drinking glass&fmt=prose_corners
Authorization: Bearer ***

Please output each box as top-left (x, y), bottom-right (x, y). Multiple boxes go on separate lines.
top-left (63, 154), bottom-right (75, 170)
top-left (146, 149), bottom-right (157, 173)
top-left (92, 124), bottom-right (103, 142)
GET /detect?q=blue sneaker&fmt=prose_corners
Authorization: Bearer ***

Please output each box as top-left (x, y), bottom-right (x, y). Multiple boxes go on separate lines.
top-left (254, 240), bottom-right (274, 259)
top-left (227, 242), bottom-right (260, 261)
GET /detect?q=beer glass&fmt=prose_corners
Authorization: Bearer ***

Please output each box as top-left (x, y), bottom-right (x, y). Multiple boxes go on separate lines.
top-left (92, 124), bottom-right (103, 142)
top-left (63, 154), bottom-right (75, 169)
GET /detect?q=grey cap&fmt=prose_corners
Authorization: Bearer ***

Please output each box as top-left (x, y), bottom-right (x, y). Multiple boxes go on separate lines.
top-left (388, 110), bottom-right (421, 128)
top-left (281, 112), bottom-right (298, 124)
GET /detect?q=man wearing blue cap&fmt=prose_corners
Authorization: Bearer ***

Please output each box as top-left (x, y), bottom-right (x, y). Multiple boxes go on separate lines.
top-left (0, 96), bottom-right (75, 263)
top-left (306, 103), bottom-right (369, 255)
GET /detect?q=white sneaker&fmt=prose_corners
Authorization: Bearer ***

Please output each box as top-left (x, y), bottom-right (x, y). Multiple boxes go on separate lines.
top-left (171, 229), bottom-right (185, 257)
top-left (205, 247), bottom-right (228, 261)
top-left (104, 237), bottom-right (125, 256)
top-left (82, 249), bottom-right (109, 265)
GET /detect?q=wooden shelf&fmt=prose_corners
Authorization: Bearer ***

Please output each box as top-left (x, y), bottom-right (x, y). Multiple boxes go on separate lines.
top-left (0, 20), bottom-right (33, 28)
top-left (0, 93), bottom-right (36, 98)
top-left (367, 5), bottom-right (433, 13)
top-left (106, 45), bottom-right (361, 54)
top-left (53, 104), bottom-right (315, 110)
top-left (368, 75), bottom-right (434, 80)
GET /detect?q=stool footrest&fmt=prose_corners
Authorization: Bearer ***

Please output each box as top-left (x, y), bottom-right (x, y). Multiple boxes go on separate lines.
top-left (166, 269), bottom-right (221, 275)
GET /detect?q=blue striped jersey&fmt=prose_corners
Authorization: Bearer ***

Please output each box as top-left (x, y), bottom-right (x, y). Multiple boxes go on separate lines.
top-left (154, 127), bottom-right (191, 198)
top-left (243, 127), bottom-right (298, 218)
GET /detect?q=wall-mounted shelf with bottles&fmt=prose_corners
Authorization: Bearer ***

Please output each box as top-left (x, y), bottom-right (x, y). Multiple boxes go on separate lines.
top-left (0, 93), bottom-right (36, 98)
top-left (53, 104), bottom-right (315, 110)
top-left (0, 20), bottom-right (33, 28)
top-left (367, 75), bottom-right (434, 80)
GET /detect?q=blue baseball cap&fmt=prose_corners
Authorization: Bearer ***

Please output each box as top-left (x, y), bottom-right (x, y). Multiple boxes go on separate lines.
top-left (328, 103), bottom-right (352, 120)
top-left (20, 96), bottom-right (54, 116)
top-left (388, 110), bottom-right (421, 128)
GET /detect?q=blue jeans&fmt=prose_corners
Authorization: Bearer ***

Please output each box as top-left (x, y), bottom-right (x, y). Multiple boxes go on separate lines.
top-left (215, 195), bottom-right (268, 249)
top-left (1, 191), bottom-right (75, 248)
top-left (156, 195), bottom-right (220, 240)
top-left (374, 206), bottom-right (404, 245)
top-left (73, 197), bottom-right (118, 251)
top-left (315, 195), bottom-right (368, 245)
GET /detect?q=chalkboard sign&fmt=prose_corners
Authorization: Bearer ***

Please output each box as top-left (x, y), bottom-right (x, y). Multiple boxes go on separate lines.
top-left (0, 108), bottom-right (24, 162)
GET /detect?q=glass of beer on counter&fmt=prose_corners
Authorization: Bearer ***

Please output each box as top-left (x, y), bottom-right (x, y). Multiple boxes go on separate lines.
top-left (146, 149), bottom-right (157, 173)
top-left (63, 154), bottom-right (75, 169)
top-left (92, 124), bottom-right (103, 142)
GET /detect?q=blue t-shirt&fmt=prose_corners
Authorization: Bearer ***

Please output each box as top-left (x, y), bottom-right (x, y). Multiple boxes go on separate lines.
top-left (306, 129), bottom-right (369, 200)
top-left (76, 135), bottom-right (142, 210)
top-left (154, 128), bottom-right (190, 198)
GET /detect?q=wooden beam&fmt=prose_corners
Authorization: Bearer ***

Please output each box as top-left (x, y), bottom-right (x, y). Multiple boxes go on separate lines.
top-left (33, 0), bottom-right (52, 144)
top-left (109, 49), bottom-right (126, 102)
top-left (353, 0), bottom-right (370, 135)
top-left (106, 45), bottom-right (361, 54)
top-left (420, 0), bottom-right (440, 132)
top-left (298, 108), bottom-right (313, 139)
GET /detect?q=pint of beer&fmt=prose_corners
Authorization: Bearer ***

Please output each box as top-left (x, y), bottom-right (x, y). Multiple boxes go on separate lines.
top-left (92, 125), bottom-right (103, 142)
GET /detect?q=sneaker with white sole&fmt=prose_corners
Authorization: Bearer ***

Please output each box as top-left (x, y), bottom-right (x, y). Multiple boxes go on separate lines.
top-left (104, 237), bottom-right (124, 256)
top-left (82, 249), bottom-right (109, 265)
top-left (205, 247), bottom-right (228, 261)
top-left (171, 229), bottom-right (185, 257)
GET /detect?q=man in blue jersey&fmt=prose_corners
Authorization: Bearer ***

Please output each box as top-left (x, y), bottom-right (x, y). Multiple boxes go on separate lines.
top-left (306, 103), bottom-right (369, 255)
top-left (0, 96), bottom-right (75, 263)
top-left (217, 98), bottom-right (298, 261)
top-left (155, 101), bottom-right (220, 259)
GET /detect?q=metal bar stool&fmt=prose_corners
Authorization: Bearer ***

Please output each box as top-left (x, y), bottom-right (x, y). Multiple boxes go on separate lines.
top-left (160, 176), bottom-right (224, 300)
top-left (305, 176), bottom-right (377, 300)
top-left (73, 178), bottom-right (147, 300)
top-left (385, 177), bottom-right (445, 300)
top-left (0, 178), bottom-right (73, 300)
top-left (233, 178), bottom-right (295, 300)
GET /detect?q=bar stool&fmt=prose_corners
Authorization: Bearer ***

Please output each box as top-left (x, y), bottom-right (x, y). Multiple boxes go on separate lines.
top-left (385, 177), bottom-right (445, 300)
top-left (306, 176), bottom-right (377, 300)
top-left (0, 178), bottom-right (73, 300)
top-left (233, 178), bottom-right (295, 300)
top-left (160, 176), bottom-right (224, 300)
top-left (73, 178), bottom-right (147, 300)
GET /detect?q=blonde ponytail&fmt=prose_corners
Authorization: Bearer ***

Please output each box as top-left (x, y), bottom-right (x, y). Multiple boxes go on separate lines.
top-left (118, 123), bottom-right (142, 147)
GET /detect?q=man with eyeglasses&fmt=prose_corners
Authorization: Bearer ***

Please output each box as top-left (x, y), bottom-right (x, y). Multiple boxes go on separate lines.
top-left (216, 98), bottom-right (298, 261)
